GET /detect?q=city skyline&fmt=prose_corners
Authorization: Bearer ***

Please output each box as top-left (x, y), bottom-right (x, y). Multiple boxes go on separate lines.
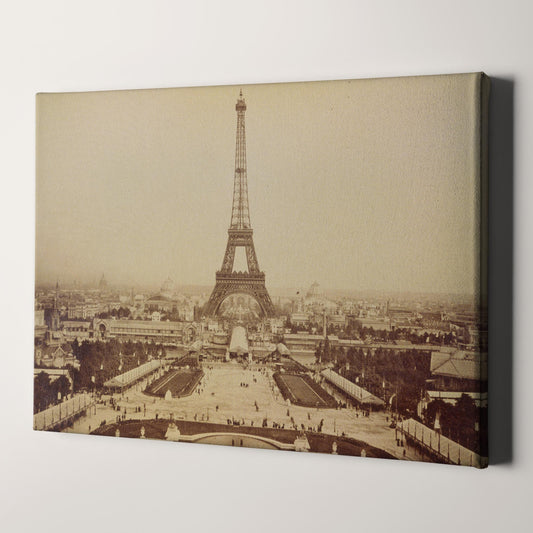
top-left (36, 76), bottom-right (481, 295)
top-left (34, 279), bottom-right (477, 302)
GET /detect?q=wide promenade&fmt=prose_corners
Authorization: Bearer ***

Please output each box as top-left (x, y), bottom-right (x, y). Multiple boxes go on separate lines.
top-left (64, 362), bottom-right (424, 461)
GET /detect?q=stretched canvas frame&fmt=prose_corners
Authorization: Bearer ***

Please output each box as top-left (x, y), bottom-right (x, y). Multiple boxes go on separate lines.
top-left (34, 73), bottom-right (489, 467)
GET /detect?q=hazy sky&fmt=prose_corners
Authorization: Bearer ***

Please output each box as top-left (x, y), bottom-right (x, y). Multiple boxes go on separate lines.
top-left (36, 74), bottom-right (482, 294)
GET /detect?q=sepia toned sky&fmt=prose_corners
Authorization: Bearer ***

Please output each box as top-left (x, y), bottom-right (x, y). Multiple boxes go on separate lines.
top-left (36, 74), bottom-right (481, 294)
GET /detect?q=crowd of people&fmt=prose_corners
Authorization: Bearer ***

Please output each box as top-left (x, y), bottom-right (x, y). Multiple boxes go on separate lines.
top-left (79, 358), bottom-right (403, 455)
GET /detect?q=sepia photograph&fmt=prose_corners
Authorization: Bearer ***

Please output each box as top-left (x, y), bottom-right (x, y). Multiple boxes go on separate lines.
top-left (34, 73), bottom-right (488, 467)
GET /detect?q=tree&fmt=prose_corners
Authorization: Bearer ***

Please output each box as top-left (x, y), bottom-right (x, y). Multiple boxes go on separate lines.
top-left (352, 319), bottom-right (362, 333)
top-left (322, 337), bottom-right (331, 362)
top-left (454, 393), bottom-right (477, 446)
top-left (71, 338), bottom-right (80, 357)
top-left (52, 375), bottom-right (71, 400)
top-left (315, 341), bottom-right (323, 363)
top-left (336, 348), bottom-right (347, 366)
top-left (66, 364), bottom-right (80, 392)
top-left (118, 306), bottom-right (131, 318)
top-left (34, 372), bottom-right (52, 413)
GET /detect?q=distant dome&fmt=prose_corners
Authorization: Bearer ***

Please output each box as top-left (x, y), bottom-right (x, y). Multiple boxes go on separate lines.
top-left (161, 277), bottom-right (175, 298)
top-left (306, 282), bottom-right (323, 298)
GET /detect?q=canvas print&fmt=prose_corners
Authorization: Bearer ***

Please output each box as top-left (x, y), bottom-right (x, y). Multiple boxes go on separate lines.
top-left (34, 73), bottom-right (489, 467)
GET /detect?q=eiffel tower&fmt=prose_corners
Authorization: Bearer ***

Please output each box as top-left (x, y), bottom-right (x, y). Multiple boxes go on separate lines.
top-left (204, 91), bottom-right (275, 318)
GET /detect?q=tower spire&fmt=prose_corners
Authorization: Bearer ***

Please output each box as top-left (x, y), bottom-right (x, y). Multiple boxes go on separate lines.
top-left (54, 280), bottom-right (59, 308)
top-left (230, 91), bottom-right (251, 229)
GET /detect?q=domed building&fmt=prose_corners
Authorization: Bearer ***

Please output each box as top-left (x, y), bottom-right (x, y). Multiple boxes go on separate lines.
top-left (304, 282), bottom-right (337, 313)
top-left (306, 282), bottom-right (323, 299)
top-left (146, 293), bottom-right (176, 313)
top-left (160, 276), bottom-right (175, 299)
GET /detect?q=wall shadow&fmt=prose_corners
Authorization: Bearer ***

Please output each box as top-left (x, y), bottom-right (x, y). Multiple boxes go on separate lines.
top-left (488, 77), bottom-right (514, 464)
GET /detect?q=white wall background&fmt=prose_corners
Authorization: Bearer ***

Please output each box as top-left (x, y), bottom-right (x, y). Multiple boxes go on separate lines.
top-left (1, 1), bottom-right (531, 532)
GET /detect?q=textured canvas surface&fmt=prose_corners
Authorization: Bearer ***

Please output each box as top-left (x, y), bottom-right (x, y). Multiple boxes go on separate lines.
top-left (34, 73), bottom-right (488, 467)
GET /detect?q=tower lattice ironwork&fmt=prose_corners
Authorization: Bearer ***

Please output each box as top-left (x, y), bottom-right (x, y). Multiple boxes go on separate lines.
top-left (204, 91), bottom-right (275, 317)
